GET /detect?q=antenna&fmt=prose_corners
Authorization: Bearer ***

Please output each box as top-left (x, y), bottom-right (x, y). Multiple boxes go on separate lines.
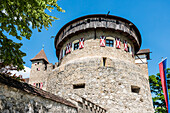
top-left (106, 11), bottom-right (110, 17)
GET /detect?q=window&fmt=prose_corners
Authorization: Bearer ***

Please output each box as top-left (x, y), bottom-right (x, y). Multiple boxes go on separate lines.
top-left (73, 83), bottom-right (85, 89)
top-left (36, 83), bottom-right (39, 88)
top-left (127, 46), bottom-right (130, 52)
top-left (87, 19), bottom-right (90, 23)
top-left (106, 39), bottom-right (113, 47)
top-left (99, 18), bottom-right (101, 22)
top-left (74, 42), bottom-right (79, 50)
top-left (116, 20), bottom-right (119, 24)
top-left (131, 85), bottom-right (140, 94)
top-left (63, 49), bottom-right (65, 57)
top-left (35, 83), bottom-right (41, 88)
top-left (103, 57), bottom-right (106, 66)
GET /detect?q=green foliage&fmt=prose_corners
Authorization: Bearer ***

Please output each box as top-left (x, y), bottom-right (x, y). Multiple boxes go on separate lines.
top-left (0, 33), bottom-right (26, 70)
top-left (0, 0), bottom-right (64, 71)
top-left (149, 68), bottom-right (170, 113)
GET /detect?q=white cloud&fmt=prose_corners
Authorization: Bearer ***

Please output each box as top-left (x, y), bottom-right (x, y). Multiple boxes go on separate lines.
top-left (10, 66), bottom-right (31, 78)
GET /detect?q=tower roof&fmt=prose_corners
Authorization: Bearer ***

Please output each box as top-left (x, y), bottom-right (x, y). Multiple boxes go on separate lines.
top-left (54, 14), bottom-right (142, 58)
top-left (30, 49), bottom-right (49, 63)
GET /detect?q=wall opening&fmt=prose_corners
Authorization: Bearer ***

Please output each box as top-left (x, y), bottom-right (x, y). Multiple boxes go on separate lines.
top-left (116, 20), bottom-right (119, 24)
top-left (103, 57), bottom-right (107, 67)
top-left (73, 83), bottom-right (85, 89)
top-left (131, 85), bottom-right (140, 94)
top-left (74, 42), bottom-right (79, 50)
top-left (45, 64), bottom-right (47, 70)
top-left (87, 19), bottom-right (90, 23)
top-left (99, 18), bottom-right (101, 22)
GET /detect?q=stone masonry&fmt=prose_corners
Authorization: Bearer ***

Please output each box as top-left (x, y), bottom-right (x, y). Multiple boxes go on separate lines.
top-left (0, 74), bottom-right (77, 113)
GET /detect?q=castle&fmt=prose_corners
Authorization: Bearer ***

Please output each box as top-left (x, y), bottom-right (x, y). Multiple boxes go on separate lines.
top-left (29, 14), bottom-right (154, 112)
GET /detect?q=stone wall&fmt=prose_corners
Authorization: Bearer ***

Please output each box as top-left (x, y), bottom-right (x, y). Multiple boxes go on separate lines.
top-left (0, 74), bottom-right (77, 113)
top-left (47, 56), bottom-right (154, 113)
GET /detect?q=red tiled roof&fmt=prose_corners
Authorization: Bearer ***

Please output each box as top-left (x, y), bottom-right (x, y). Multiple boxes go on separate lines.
top-left (30, 49), bottom-right (49, 63)
top-left (137, 49), bottom-right (150, 55)
top-left (136, 49), bottom-right (151, 60)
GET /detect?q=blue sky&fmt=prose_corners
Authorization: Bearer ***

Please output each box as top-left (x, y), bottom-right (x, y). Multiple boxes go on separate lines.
top-left (10, 0), bottom-right (170, 77)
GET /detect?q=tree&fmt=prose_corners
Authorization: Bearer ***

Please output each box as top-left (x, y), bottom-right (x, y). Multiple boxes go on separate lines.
top-left (149, 68), bottom-right (170, 113)
top-left (0, 0), bottom-right (64, 71)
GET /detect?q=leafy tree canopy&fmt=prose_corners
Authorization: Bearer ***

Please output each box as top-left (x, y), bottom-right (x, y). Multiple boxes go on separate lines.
top-left (0, 0), bottom-right (64, 71)
top-left (149, 68), bottom-right (170, 113)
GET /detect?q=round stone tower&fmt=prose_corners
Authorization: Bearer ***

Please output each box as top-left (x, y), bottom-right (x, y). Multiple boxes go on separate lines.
top-left (47, 14), bottom-right (154, 112)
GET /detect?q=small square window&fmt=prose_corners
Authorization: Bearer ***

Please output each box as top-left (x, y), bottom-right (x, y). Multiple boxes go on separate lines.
top-left (74, 42), bottom-right (79, 50)
top-left (73, 83), bottom-right (85, 89)
top-left (131, 85), bottom-right (140, 94)
top-left (106, 39), bottom-right (113, 47)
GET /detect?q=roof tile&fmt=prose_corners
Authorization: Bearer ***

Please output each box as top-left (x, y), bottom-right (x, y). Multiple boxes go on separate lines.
top-left (30, 49), bottom-right (49, 63)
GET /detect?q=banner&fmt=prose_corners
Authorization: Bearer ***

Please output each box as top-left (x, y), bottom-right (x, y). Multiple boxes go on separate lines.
top-left (159, 58), bottom-right (170, 113)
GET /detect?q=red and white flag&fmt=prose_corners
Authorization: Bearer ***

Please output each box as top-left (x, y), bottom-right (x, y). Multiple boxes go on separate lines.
top-left (116, 38), bottom-right (121, 49)
top-left (79, 38), bottom-right (85, 49)
top-left (100, 36), bottom-right (106, 47)
top-left (66, 43), bottom-right (72, 54)
top-left (33, 83), bottom-right (36, 87)
top-left (124, 40), bottom-right (128, 52)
